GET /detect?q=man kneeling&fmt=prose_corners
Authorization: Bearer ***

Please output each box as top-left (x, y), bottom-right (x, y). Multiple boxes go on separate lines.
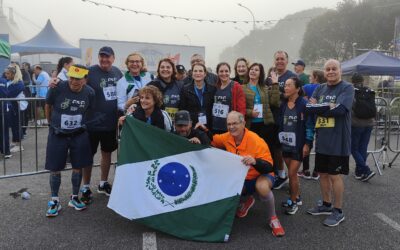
top-left (211, 111), bottom-right (285, 237)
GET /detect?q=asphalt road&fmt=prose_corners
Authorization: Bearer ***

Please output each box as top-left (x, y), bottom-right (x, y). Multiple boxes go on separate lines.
top-left (0, 128), bottom-right (399, 249)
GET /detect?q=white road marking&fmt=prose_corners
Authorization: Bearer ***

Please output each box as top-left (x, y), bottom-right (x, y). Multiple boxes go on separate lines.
top-left (142, 232), bottom-right (157, 250)
top-left (375, 213), bottom-right (400, 232)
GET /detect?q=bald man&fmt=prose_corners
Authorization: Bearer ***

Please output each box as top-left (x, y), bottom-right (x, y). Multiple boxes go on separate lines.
top-left (305, 59), bottom-right (354, 227)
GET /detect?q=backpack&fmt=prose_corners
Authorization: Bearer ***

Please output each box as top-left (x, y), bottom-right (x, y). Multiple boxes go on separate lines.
top-left (353, 86), bottom-right (376, 119)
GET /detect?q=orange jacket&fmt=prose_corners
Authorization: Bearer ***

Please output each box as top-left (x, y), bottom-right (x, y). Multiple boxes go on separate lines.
top-left (212, 128), bottom-right (274, 180)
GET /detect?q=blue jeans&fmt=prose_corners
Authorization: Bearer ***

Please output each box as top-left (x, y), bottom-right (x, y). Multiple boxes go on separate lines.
top-left (351, 126), bottom-right (373, 175)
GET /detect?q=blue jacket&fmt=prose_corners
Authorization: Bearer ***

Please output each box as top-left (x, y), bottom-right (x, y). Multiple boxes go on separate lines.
top-left (0, 79), bottom-right (24, 113)
top-left (278, 96), bottom-right (315, 150)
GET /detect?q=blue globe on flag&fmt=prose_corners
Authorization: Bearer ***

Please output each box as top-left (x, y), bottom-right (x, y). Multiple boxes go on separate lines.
top-left (157, 162), bottom-right (191, 196)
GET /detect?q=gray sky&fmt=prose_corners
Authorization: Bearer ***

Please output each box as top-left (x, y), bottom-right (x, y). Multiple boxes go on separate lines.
top-left (5, 0), bottom-right (342, 67)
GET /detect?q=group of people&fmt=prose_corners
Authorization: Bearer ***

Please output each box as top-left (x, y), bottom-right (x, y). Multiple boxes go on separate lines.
top-left (24, 46), bottom-right (375, 238)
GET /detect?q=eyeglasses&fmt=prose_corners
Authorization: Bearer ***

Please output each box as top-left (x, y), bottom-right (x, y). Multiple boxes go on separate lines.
top-left (227, 121), bottom-right (241, 127)
top-left (128, 60), bottom-right (142, 64)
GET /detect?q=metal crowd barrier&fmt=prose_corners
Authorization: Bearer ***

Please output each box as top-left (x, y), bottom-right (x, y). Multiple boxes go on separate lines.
top-left (0, 97), bottom-right (117, 179)
top-left (368, 97), bottom-right (400, 175)
top-left (0, 95), bottom-right (399, 179)
top-left (387, 97), bottom-right (400, 168)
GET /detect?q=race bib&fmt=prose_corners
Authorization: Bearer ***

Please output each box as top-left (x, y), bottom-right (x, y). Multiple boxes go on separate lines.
top-left (279, 132), bottom-right (296, 147)
top-left (165, 107), bottom-right (178, 120)
top-left (198, 113), bottom-right (207, 125)
top-left (103, 86), bottom-right (117, 101)
top-left (61, 114), bottom-right (82, 130)
top-left (315, 116), bottom-right (335, 128)
top-left (212, 103), bottom-right (229, 118)
top-left (253, 104), bottom-right (263, 118)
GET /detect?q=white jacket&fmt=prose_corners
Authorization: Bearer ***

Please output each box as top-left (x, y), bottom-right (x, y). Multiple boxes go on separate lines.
top-left (117, 71), bottom-right (154, 111)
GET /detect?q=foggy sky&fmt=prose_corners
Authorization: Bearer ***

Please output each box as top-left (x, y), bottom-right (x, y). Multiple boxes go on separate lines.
top-left (4, 0), bottom-right (342, 68)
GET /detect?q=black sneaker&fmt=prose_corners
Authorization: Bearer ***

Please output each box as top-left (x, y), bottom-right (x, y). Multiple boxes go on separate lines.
top-left (273, 177), bottom-right (288, 190)
top-left (80, 187), bottom-right (93, 204)
top-left (98, 182), bottom-right (112, 196)
top-left (361, 171), bottom-right (376, 182)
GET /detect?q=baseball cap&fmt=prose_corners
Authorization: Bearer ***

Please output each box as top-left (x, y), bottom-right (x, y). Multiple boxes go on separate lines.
top-left (67, 64), bottom-right (89, 79)
top-left (175, 110), bottom-right (191, 125)
top-left (292, 59), bottom-right (306, 67)
top-left (98, 46), bottom-right (115, 56)
top-left (176, 65), bottom-right (186, 73)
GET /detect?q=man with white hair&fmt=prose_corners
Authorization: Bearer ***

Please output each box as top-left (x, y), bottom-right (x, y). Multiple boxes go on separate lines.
top-left (212, 111), bottom-right (285, 237)
top-left (306, 59), bottom-right (354, 227)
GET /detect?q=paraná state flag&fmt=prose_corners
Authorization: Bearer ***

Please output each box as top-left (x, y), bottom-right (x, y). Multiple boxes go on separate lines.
top-left (108, 116), bottom-right (248, 242)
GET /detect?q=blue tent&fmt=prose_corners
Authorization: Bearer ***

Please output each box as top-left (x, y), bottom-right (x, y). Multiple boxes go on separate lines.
top-left (341, 50), bottom-right (400, 76)
top-left (11, 20), bottom-right (80, 58)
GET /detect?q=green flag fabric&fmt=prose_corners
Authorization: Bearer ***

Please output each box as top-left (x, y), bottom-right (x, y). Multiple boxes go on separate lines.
top-left (108, 116), bottom-right (248, 242)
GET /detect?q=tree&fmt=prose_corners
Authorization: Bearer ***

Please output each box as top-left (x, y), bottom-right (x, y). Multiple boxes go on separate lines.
top-left (300, 0), bottom-right (400, 64)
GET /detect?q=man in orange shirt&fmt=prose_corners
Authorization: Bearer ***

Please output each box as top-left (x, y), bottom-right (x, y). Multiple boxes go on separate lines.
top-left (212, 111), bottom-right (285, 237)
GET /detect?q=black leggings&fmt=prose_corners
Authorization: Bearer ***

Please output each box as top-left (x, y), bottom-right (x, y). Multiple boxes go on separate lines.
top-left (250, 122), bottom-right (279, 168)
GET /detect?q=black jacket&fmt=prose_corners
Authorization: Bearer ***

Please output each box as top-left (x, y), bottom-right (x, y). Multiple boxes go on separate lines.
top-left (132, 106), bottom-right (165, 130)
top-left (179, 81), bottom-right (216, 128)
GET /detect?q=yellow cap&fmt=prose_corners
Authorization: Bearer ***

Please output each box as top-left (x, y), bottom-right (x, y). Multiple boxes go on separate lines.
top-left (67, 65), bottom-right (89, 79)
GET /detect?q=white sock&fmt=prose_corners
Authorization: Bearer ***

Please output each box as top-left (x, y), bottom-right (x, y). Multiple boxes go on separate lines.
top-left (83, 184), bottom-right (90, 189)
top-left (99, 181), bottom-right (107, 187)
top-left (51, 197), bottom-right (59, 202)
top-left (278, 170), bottom-right (286, 179)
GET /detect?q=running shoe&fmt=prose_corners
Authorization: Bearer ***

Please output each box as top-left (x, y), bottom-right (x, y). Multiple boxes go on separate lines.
top-left (282, 196), bottom-right (303, 207)
top-left (272, 177), bottom-right (288, 190)
top-left (360, 171), bottom-right (376, 182)
top-left (97, 182), bottom-right (112, 196)
top-left (236, 195), bottom-right (255, 218)
top-left (311, 171), bottom-right (320, 180)
top-left (269, 216), bottom-right (285, 237)
top-left (323, 209), bottom-right (345, 227)
top-left (285, 201), bottom-right (298, 215)
top-left (46, 200), bottom-right (62, 217)
top-left (307, 204), bottom-right (333, 215)
top-left (80, 187), bottom-right (93, 204)
top-left (354, 171), bottom-right (363, 180)
top-left (68, 196), bottom-right (87, 211)
top-left (299, 170), bottom-right (311, 179)
top-left (10, 145), bottom-right (24, 153)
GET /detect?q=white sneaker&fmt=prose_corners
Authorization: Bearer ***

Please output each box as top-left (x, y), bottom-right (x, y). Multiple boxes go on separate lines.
top-left (10, 146), bottom-right (24, 153)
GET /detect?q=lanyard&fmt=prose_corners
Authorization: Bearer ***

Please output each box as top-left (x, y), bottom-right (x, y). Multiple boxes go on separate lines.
top-left (194, 85), bottom-right (205, 108)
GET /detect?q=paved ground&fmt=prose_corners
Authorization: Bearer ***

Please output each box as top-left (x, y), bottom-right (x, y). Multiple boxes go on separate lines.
top-left (0, 127), bottom-right (399, 249)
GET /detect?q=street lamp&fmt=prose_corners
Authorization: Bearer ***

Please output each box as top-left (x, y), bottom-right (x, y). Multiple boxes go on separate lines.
top-left (237, 3), bottom-right (256, 30)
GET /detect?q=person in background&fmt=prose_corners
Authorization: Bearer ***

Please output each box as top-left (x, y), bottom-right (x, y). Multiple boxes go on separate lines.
top-left (175, 64), bottom-right (187, 81)
top-left (81, 46), bottom-right (123, 204)
top-left (266, 51), bottom-right (297, 190)
top-left (1, 66), bottom-right (25, 157)
top-left (56, 57), bottom-right (74, 81)
top-left (117, 52), bottom-right (154, 114)
top-left (183, 54), bottom-right (218, 86)
top-left (119, 85), bottom-right (172, 132)
top-left (148, 58), bottom-right (183, 122)
top-left (232, 57), bottom-right (249, 85)
top-left (211, 62), bottom-right (246, 134)
top-left (179, 63), bottom-right (216, 132)
top-left (298, 69), bottom-right (326, 180)
top-left (278, 77), bottom-right (314, 215)
top-left (292, 59), bottom-right (309, 85)
top-left (350, 73), bottom-right (376, 182)
top-left (32, 65), bottom-right (50, 126)
top-left (174, 110), bottom-right (210, 145)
